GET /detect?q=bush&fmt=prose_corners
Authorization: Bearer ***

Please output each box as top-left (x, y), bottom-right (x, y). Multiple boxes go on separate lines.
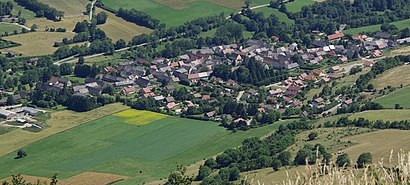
top-left (357, 152), bottom-right (372, 168)
top-left (336, 153), bottom-right (351, 167)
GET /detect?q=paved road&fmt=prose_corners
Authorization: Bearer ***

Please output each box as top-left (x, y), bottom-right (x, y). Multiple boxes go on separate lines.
top-left (54, 4), bottom-right (271, 65)
top-left (89, 0), bottom-right (97, 22)
top-left (236, 91), bottom-right (245, 102)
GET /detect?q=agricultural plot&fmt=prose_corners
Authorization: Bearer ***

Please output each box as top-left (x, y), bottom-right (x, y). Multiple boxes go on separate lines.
top-left (0, 23), bottom-right (21, 34)
top-left (371, 64), bottom-right (410, 89)
top-left (38, 0), bottom-right (89, 17)
top-left (26, 16), bottom-right (88, 33)
top-left (0, 32), bottom-right (75, 56)
top-left (374, 87), bottom-right (410, 109)
top-left (95, 8), bottom-right (152, 42)
top-left (0, 108), bottom-right (291, 184)
top-left (349, 109), bottom-right (410, 122)
top-left (0, 0), bottom-right (36, 20)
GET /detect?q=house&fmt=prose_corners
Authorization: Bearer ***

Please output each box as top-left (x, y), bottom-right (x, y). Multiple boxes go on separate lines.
top-left (102, 74), bottom-right (124, 83)
top-left (122, 87), bottom-right (136, 96)
top-left (374, 32), bottom-right (392, 39)
top-left (329, 66), bottom-right (340, 73)
top-left (363, 61), bottom-right (374, 68)
top-left (166, 102), bottom-right (176, 110)
top-left (202, 95), bottom-right (211, 101)
top-left (49, 76), bottom-right (72, 87)
top-left (327, 31), bottom-right (345, 40)
top-left (166, 96), bottom-right (175, 103)
top-left (311, 97), bottom-right (324, 107)
top-left (104, 66), bottom-right (117, 73)
top-left (205, 111), bottom-right (216, 118)
top-left (312, 69), bottom-right (324, 76)
top-left (135, 77), bottom-right (150, 87)
top-left (0, 109), bottom-right (16, 119)
top-left (285, 85), bottom-right (301, 97)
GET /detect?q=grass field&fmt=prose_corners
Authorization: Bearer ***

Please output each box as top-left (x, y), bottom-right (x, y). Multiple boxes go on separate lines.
top-left (0, 103), bottom-right (128, 157)
top-left (349, 109), bottom-right (410, 121)
top-left (0, 0), bottom-right (36, 20)
top-left (344, 19), bottom-right (410, 35)
top-left (38, 0), bottom-right (89, 17)
top-left (95, 8), bottom-right (152, 42)
top-left (26, 16), bottom-right (88, 33)
top-left (253, 7), bottom-right (294, 24)
top-left (286, 0), bottom-right (315, 13)
top-left (341, 129), bottom-right (410, 165)
top-left (374, 87), bottom-right (410, 109)
top-left (371, 64), bottom-right (410, 89)
top-left (0, 24), bottom-right (21, 34)
top-left (0, 108), bottom-right (292, 184)
top-left (0, 32), bottom-right (75, 56)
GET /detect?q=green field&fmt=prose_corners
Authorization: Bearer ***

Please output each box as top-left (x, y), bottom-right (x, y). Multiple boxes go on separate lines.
top-left (0, 0), bottom-right (36, 20)
top-left (345, 19), bottom-right (410, 35)
top-left (374, 87), bottom-right (410, 109)
top-left (254, 7), bottom-right (294, 24)
top-left (0, 109), bottom-right (289, 184)
top-left (0, 23), bottom-right (21, 34)
top-left (349, 109), bottom-right (410, 121)
top-left (286, 0), bottom-right (315, 13)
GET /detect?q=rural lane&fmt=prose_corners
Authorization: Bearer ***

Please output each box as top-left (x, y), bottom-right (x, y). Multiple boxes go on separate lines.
top-left (89, 0), bottom-right (97, 22)
top-left (54, 4), bottom-right (271, 65)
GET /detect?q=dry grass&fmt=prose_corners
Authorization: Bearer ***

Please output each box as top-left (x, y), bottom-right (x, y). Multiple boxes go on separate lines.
top-left (95, 8), bottom-right (152, 42)
top-left (388, 46), bottom-right (410, 57)
top-left (372, 64), bottom-right (410, 89)
top-left (153, 0), bottom-right (244, 9)
top-left (0, 103), bottom-right (128, 157)
top-left (349, 109), bottom-right (410, 122)
top-left (0, 32), bottom-right (75, 56)
top-left (26, 16), bottom-right (88, 33)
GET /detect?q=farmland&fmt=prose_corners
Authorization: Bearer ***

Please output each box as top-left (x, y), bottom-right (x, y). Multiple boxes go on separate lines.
top-left (38, 0), bottom-right (89, 17)
top-left (371, 64), bottom-right (410, 89)
top-left (0, 23), bottom-right (21, 34)
top-left (26, 16), bottom-right (88, 33)
top-left (374, 87), bottom-right (410, 109)
top-left (0, 108), bottom-right (292, 184)
top-left (349, 109), bottom-right (410, 121)
top-left (253, 6), bottom-right (294, 24)
top-left (344, 19), bottom-right (410, 35)
top-left (286, 0), bottom-right (315, 13)
top-left (95, 8), bottom-right (152, 42)
top-left (0, 32), bottom-right (76, 56)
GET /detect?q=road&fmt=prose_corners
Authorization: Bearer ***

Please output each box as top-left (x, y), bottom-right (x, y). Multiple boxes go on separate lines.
top-left (53, 4), bottom-right (271, 65)
top-left (236, 91), bottom-right (245, 102)
top-left (89, 0), bottom-right (97, 22)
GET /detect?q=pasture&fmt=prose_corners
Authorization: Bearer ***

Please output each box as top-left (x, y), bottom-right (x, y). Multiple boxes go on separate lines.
top-left (95, 8), bottom-right (152, 42)
top-left (0, 103), bottom-right (128, 157)
top-left (0, 0), bottom-right (36, 20)
top-left (344, 19), bottom-right (410, 35)
top-left (349, 109), bottom-right (410, 121)
top-left (374, 87), bottom-right (410, 109)
top-left (0, 32), bottom-right (75, 56)
top-left (0, 23), bottom-right (21, 34)
top-left (26, 16), bottom-right (88, 33)
top-left (371, 64), bottom-right (410, 89)
top-left (253, 6), bottom-right (294, 24)
top-left (286, 0), bottom-right (315, 13)
top-left (38, 0), bottom-right (89, 17)
top-left (0, 108), bottom-right (291, 184)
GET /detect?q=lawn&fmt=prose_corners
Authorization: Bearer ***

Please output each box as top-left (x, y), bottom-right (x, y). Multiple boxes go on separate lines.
top-left (371, 64), bottom-right (410, 89)
top-left (374, 87), bottom-right (410, 109)
top-left (0, 103), bottom-right (128, 157)
top-left (0, 108), bottom-right (292, 184)
top-left (344, 19), bottom-right (410, 35)
top-left (253, 6), bottom-right (294, 24)
top-left (38, 0), bottom-right (89, 17)
top-left (95, 8), bottom-right (152, 42)
top-left (0, 32), bottom-right (75, 56)
top-left (101, 0), bottom-right (237, 27)
top-left (349, 109), bottom-right (410, 121)
top-left (286, 0), bottom-right (315, 13)
top-left (0, 23), bottom-right (21, 34)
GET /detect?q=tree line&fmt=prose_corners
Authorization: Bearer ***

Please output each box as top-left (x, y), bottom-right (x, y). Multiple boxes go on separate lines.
top-left (117, 8), bottom-right (160, 29)
top-left (0, 1), bottom-right (13, 16)
top-left (324, 116), bottom-right (410, 130)
top-left (14, 0), bottom-right (64, 21)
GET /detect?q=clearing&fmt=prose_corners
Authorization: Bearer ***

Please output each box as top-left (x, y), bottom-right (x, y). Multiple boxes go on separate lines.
top-left (374, 86), bottom-right (410, 109)
top-left (0, 32), bottom-right (75, 56)
top-left (95, 8), bottom-right (152, 42)
top-left (0, 108), bottom-right (292, 184)
top-left (0, 103), bottom-right (128, 157)
top-left (371, 64), bottom-right (410, 89)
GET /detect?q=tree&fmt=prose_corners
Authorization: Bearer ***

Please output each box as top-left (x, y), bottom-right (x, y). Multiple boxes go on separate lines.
top-left (244, 0), bottom-right (251, 8)
top-left (357, 152), bottom-right (372, 168)
top-left (6, 96), bottom-right (15, 106)
top-left (95, 12), bottom-right (108, 25)
top-left (308, 132), bottom-right (318, 141)
top-left (196, 165), bottom-right (212, 181)
top-left (294, 148), bottom-right (311, 165)
top-left (59, 63), bottom-right (72, 75)
top-left (30, 24), bottom-right (38, 32)
top-left (78, 56), bottom-right (84, 64)
top-left (165, 165), bottom-right (194, 185)
top-left (272, 159), bottom-right (282, 171)
top-left (395, 104), bottom-right (402, 109)
top-left (278, 151), bottom-right (292, 166)
top-left (114, 39), bottom-right (126, 49)
top-left (16, 149), bottom-right (27, 159)
top-left (336, 153), bottom-right (351, 167)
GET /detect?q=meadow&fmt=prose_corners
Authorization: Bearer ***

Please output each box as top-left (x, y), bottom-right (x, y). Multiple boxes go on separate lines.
top-left (349, 109), bottom-right (410, 121)
top-left (253, 6), bottom-right (294, 24)
top-left (286, 0), bottom-right (315, 13)
top-left (0, 108), bottom-right (291, 184)
top-left (0, 23), bottom-right (21, 34)
top-left (0, 0), bottom-right (36, 20)
top-left (38, 0), bottom-right (89, 17)
top-left (344, 19), bottom-right (410, 35)
top-left (0, 32), bottom-right (76, 56)
top-left (95, 8), bottom-right (152, 42)
top-left (371, 64), bottom-right (410, 89)
top-left (26, 16), bottom-right (88, 33)
top-left (374, 87), bottom-right (410, 109)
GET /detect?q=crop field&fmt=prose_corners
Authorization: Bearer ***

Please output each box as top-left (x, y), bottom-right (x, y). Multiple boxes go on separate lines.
top-left (371, 64), bottom-right (410, 89)
top-left (349, 109), bottom-right (410, 121)
top-left (0, 32), bottom-right (75, 56)
top-left (341, 129), bottom-right (410, 165)
top-left (374, 87), bottom-right (410, 109)
top-left (0, 103), bottom-right (128, 157)
top-left (344, 19), bottom-right (410, 35)
top-left (0, 108), bottom-right (292, 184)
top-left (0, 24), bottom-right (21, 34)
top-left (38, 0), bottom-right (89, 17)
top-left (113, 109), bottom-right (168, 125)
top-left (95, 8), bottom-right (152, 42)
